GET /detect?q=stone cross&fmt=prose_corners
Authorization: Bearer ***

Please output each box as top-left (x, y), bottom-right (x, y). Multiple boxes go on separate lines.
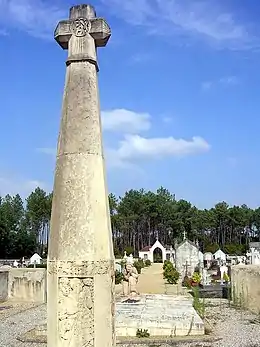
top-left (54, 4), bottom-right (111, 70)
top-left (48, 4), bottom-right (115, 347)
top-left (183, 230), bottom-right (186, 241)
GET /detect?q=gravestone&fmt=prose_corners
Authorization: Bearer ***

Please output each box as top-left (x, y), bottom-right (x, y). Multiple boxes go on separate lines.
top-left (175, 240), bottom-right (200, 279)
top-left (47, 4), bottom-right (115, 347)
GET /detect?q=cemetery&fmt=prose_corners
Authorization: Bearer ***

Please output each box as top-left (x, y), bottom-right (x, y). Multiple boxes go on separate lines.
top-left (1, 3), bottom-right (260, 347)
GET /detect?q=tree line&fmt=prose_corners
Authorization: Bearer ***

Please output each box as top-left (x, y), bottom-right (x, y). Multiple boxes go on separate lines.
top-left (1, 186), bottom-right (259, 259)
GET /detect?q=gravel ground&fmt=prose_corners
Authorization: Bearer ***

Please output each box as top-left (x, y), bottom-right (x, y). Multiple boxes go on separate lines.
top-left (0, 304), bottom-right (46, 347)
top-left (1, 299), bottom-right (260, 347)
top-left (181, 298), bottom-right (260, 347)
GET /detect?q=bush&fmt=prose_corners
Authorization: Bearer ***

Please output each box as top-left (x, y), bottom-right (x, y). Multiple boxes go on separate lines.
top-left (115, 270), bottom-right (124, 284)
top-left (136, 329), bottom-right (150, 338)
top-left (163, 262), bottom-right (180, 284)
top-left (163, 260), bottom-right (172, 270)
top-left (133, 259), bottom-right (145, 274)
top-left (144, 259), bottom-right (151, 267)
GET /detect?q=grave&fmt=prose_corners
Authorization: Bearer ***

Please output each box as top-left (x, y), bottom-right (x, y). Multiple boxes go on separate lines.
top-left (116, 294), bottom-right (204, 337)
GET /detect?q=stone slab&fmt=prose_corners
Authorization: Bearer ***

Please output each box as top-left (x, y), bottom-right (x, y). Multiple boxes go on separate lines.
top-left (116, 294), bottom-right (204, 337)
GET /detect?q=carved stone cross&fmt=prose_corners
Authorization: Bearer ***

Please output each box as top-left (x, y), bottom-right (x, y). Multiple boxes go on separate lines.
top-left (48, 4), bottom-right (115, 347)
top-left (54, 4), bottom-right (111, 69)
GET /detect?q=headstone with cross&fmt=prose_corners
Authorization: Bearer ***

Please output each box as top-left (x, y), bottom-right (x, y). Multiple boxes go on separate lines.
top-left (48, 4), bottom-right (115, 347)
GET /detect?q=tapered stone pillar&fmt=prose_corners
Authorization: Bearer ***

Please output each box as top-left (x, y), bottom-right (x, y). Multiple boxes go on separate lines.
top-left (47, 4), bottom-right (115, 347)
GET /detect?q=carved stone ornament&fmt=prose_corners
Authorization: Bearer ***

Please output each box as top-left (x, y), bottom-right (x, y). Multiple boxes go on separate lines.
top-left (70, 18), bottom-right (91, 37)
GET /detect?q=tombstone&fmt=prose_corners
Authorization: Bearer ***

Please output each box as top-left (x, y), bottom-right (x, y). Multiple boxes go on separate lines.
top-left (13, 260), bottom-right (18, 268)
top-left (219, 264), bottom-right (228, 284)
top-left (47, 4), bottom-right (114, 347)
top-left (247, 247), bottom-right (260, 265)
top-left (202, 268), bottom-right (211, 286)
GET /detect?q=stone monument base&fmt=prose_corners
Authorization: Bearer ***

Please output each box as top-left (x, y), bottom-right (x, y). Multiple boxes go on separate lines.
top-left (116, 294), bottom-right (204, 337)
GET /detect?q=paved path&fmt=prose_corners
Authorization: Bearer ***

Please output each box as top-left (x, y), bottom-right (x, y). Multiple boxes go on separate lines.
top-left (137, 263), bottom-right (166, 294)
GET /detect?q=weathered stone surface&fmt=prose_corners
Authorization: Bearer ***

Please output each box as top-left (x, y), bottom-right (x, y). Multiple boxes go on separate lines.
top-left (232, 264), bottom-right (260, 314)
top-left (0, 268), bottom-right (46, 303)
top-left (116, 294), bottom-right (204, 337)
top-left (48, 3), bottom-right (114, 347)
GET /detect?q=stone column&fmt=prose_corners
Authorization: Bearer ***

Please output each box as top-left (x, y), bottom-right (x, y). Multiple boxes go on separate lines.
top-left (47, 4), bottom-right (115, 347)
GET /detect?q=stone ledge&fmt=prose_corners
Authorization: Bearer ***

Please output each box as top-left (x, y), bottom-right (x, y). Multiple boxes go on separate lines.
top-left (18, 327), bottom-right (221, 346)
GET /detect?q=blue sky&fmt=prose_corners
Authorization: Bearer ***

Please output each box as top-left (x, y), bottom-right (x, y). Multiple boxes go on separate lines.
top-left (0, 0), bottom-right (260, 209)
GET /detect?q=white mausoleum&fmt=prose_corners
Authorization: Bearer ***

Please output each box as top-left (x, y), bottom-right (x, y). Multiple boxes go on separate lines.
top-left (138, 240), bottom-right (174, 263)
top-left (213, 249), bottom-right (227, 263)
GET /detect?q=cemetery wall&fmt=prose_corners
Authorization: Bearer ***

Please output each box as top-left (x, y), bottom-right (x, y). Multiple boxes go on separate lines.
top-left (0, 271), bottom-right (9, 301)
top-left (232, 265), bottom-right (260, 314)
top-left (0, 268), bottom-right (46, 303)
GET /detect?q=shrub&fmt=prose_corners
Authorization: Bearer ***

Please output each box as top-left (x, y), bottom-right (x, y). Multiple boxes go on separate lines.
top-left (163, 260), bottom-right (172, 270)
top-left (145, 259), bottom-right (151, 267)
top-left (133, 259), bottom-right (145, 274)
top-left (136, 329), bottom-right (150, 338)
top-left (115, 270), bottom-right (124, 285)
top-left (163, 262), bottom-right (180, 284)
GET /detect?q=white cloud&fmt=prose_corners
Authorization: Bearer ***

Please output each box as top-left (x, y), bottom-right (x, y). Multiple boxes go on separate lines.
top-left (0, 175), bottom-right (48, 197)
top-left (201, 76), bottom-right (239, 90)
top-left (0, 0), bottom-right (257, 50)
top-left (37, 108), bottom-right (210, 169)
top-left (219, 76), bottom-right (239, 86)
top-left (110, 134), bottom-right (210, 162)
top-left (101, 0), bottom-right (259, 50)
top-left (0, 0), bottom-right (66, 39)
top-left (102, 109), bottom-right (151, 133)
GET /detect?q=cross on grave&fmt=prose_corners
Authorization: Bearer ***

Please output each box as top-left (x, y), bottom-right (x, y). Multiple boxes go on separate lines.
top-left (183, 260), bottom-right (191, 277)
top-left (183, 230), bottom-right (187, 241)
top-left (54, 4), bottom-right (111, 70)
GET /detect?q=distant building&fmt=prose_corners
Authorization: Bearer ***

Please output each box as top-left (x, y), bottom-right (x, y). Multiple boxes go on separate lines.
top-left (139, 240), bottom-right (174, 263)
top-left (29, 253), bottom-right (42, 265)
top-left (213, 249), bottom-right (227, 263)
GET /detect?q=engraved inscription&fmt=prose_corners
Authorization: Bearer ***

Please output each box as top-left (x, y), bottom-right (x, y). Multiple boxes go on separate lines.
top-left (58, 277), bottom-right (94, 346)
top-left (48, 260), bottom-right (114, 277)
top-left (71, 18), bottom-right (91, 37)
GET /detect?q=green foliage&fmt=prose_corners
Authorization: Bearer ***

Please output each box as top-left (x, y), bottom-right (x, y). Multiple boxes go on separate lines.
top-left (136, 329), bottom-right (150, 338)
top-left (163, 261), bottom-right (180, 284)
top-left (145, 259), bottom-right (151, 267)
top-left (223, 272), bottom-right (230, 283)
top-left (163, 260), bottom-right (172, 270)
top-left (133, 259), bottom-right (145, 274)
top-left (115, 270), bottom-right (123, 284)
top-left (192, 272), bottom-right (201, 284)
top-left (0, 185), bottom-right (259, 260)
top-left (192, 286), bottom-right (205, 318)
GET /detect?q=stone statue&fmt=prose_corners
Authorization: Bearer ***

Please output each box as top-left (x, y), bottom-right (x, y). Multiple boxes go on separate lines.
top-left (122, 259), bottom-right (139, 297)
